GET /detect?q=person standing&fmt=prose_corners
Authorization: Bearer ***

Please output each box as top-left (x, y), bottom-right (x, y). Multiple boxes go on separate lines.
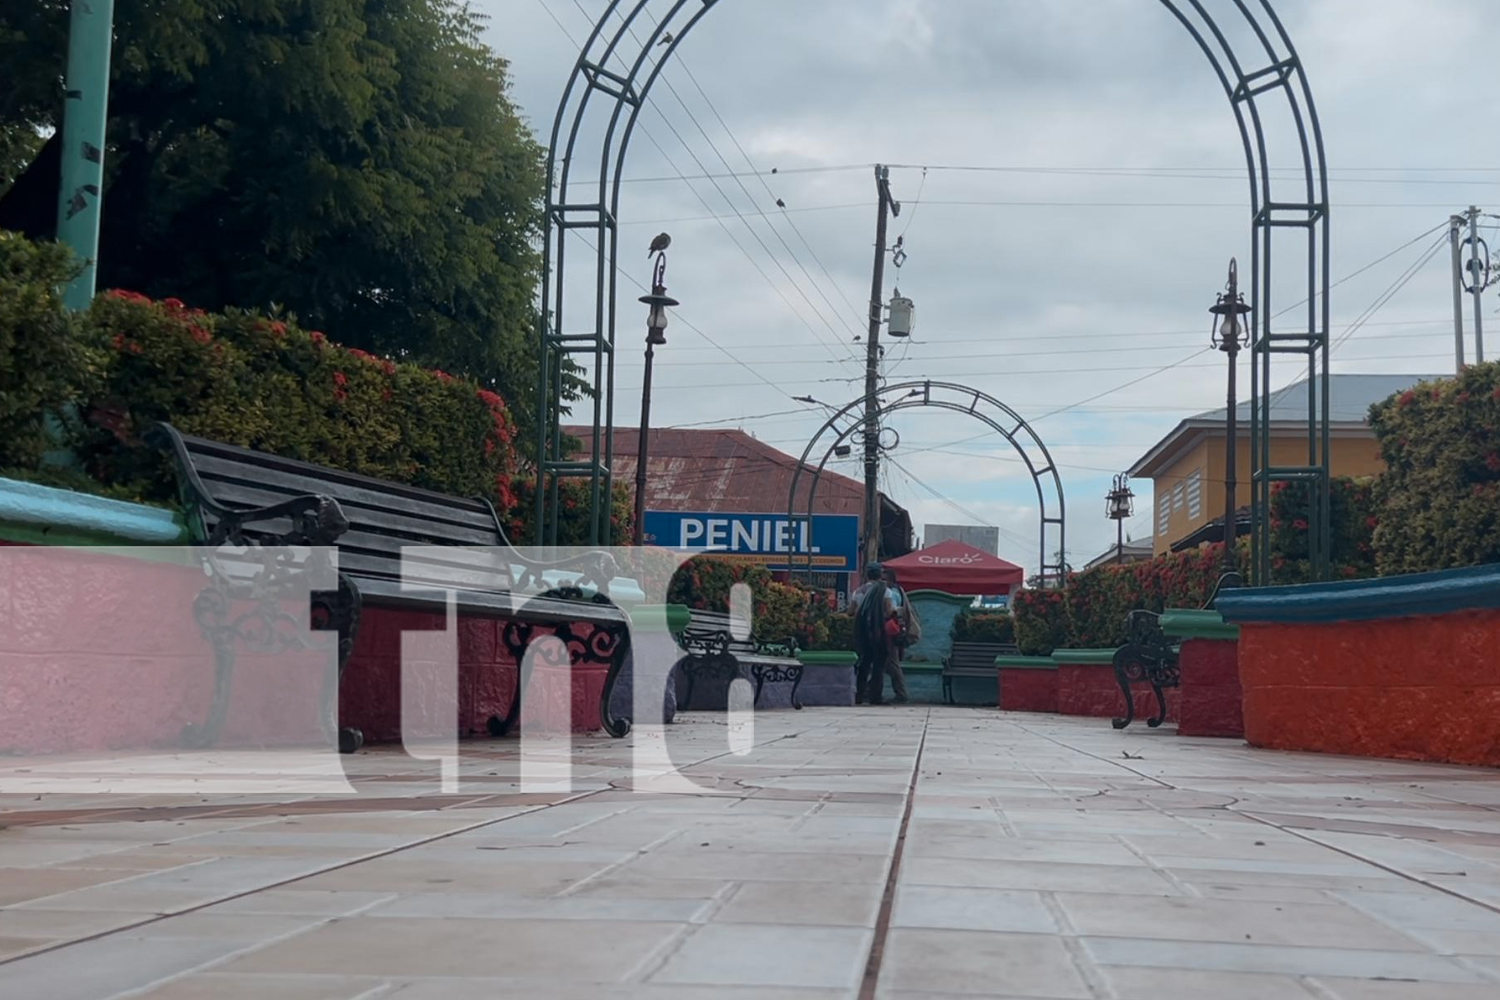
top-left (849, 565), bottom-right (886, 705)
top-left (881, 566), bottom-right (913, 704)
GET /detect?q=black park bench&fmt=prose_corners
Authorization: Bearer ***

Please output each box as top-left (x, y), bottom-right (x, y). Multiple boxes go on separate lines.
top-left (943, 640), bottom-right (1019, 704)
top-left (674, 609), bottom-right (804, 711)
top-left (150, 423), bottom-right (633, 752)
top-left (1111, 572), bottom-right (1240, 729)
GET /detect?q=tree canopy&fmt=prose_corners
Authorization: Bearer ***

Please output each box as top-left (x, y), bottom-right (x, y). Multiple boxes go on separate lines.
top-left (0, 0), bottom-right (548, 421)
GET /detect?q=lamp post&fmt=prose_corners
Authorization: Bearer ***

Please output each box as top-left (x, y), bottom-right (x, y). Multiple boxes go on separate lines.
top-left (634, 250), bottom-right (678, 546)
top-left (1210, 259), bottom-right (1252, 578)
top-left (1105, 473), bottom-right (1135, 565)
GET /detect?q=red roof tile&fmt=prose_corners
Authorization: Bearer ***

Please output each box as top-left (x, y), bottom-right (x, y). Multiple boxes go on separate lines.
top-left (564, 426), bottom-right (864, 517)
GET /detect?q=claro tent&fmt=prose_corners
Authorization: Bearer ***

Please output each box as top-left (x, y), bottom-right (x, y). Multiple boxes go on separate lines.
top-left (882, 540), bottom-right (1025, 596)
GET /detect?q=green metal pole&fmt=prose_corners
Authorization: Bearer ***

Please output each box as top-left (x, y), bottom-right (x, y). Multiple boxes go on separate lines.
top-left (56, 0), bottom-right (115, 311)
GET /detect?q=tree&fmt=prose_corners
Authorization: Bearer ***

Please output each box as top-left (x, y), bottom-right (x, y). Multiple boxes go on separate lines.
top-left (0, 1), bottom-right (549, 427)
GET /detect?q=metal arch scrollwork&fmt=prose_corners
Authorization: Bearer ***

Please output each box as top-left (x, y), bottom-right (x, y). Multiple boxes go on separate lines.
top-left (1111, 610), bottom-right (1180, 731)
top-left (538, 0), bottom-right (1334, 580)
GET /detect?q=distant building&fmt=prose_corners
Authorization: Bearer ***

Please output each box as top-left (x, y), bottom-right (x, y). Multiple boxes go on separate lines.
top-left (922, 524), bottom-right (999, 555)
top-left (565, 426), bottom-right (912, 598)
top-left (1128, 373), bottom-right (1437, 555)
top-left (1084, 536), bottom-right (1156, 571)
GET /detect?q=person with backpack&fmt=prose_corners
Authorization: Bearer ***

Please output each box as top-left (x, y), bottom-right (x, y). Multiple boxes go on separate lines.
top-left (850, 564), bottom-right (909, 705)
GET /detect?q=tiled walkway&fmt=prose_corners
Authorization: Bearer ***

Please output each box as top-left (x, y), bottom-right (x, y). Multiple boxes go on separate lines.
top-left (3, 708), bottom-right (1500, 999)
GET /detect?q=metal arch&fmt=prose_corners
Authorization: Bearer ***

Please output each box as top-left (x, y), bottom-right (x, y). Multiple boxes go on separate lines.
top-left (784, 382), bottom-right (1067, 587)
top-left (537, 0), bottom-right (1332, 584)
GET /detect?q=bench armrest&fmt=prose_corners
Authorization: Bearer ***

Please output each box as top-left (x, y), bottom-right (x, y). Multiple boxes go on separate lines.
top-left (149, 423), bottom-right (349, 546)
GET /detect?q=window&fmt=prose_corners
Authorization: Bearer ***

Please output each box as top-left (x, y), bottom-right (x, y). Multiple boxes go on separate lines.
top-left (1172, 482), bottom-right (1186, 512)
top-left (1187, 470), bottom-right (1203, 520)
top-left (1158, 493), bottom-right (1171, 535)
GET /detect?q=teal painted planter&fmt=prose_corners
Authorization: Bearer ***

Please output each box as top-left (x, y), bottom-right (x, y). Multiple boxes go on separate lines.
top-left (904, 589), bottom-right (972, 665)
top-left (1215, 562), bottom-right (1500, 624)
top-left (995, 655), bottom-right (1055, 669)
top-left (1160, 608), bottom-right (1239, 641)
top-left (0, 477), bottom-right (187, 546)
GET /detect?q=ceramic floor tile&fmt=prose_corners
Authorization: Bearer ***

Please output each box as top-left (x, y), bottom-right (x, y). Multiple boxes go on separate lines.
top-left (713, 880), bottom-right (884, 927)
top-left (1081, 935), bottom-right (1487, 982)
top-left (890, 885), bottom-right (1058, 934)
top-left (219, 917), bottom-right (685, 980)
top-left (650, 923), bottom-right (871, 989)
top-left (880, 929), bottom-right (1092, 997)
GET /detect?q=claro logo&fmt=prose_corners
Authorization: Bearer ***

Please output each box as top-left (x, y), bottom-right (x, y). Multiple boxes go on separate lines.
top-left (917, 554), bottom-right (982, 565)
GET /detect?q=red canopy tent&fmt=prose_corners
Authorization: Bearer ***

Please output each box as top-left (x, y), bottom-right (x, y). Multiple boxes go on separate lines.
top-left (883, 540), bottom-right (1025, 596)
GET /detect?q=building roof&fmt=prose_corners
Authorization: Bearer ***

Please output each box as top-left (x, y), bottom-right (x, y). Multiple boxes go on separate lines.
top-left (564, 426), bottom-right (865, 516)
top-left (1129, 373), bottom-right (1441, 479)
top-left (1083, 537), bottom-right (1156, 571)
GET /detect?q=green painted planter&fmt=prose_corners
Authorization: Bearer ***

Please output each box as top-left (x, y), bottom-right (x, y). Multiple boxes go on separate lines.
top-left (1161, 608), bottom-right (1240, 641)
top-left (1049, 648), bottom-right (1119, 665)
top-left (632, 604), bottom-right (691, 634)
top-left (798, 650), bottom-right (857, 666)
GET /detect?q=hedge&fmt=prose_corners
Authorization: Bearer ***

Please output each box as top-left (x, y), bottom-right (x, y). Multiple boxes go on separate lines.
top-left (951, 609), bottom-right (1016, 645)
top-left (77, 290), bottom-right (523, 511)
top-left (666, 556), bottom-right (833, 650)
top-left (1012, 587), bottom-right (1068, 656)
top-left (0, 233), bottom-right (99, 469)
top-left (1369, 365), bottom-right (1500, 575)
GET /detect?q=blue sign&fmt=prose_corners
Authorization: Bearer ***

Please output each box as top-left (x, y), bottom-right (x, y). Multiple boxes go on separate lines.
top-left (643, 511), bottom-right (860, 572)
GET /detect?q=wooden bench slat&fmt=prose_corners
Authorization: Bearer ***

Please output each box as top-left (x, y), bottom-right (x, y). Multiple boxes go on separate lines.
top-left (184, 446), bottom-right (499, 531)
top-left (198, 480), bottom-right (503, 547)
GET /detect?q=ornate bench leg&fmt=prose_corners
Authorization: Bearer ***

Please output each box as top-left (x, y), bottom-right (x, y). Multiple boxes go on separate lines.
top-left (680, 655), bottom-right (701, 712)
top-left (789, 663), bottom-right (805, 710)
top-left (1111, 650), bottom-right (1139, 731)
top-left (752, 664), bottom-right (767, 707)
top-left (313, 575), bottom-right (363, 754)
top-left (184, 587), bottom-right (237, 750)
top-left (1146, 675), bottom-right (1169, 729)
top-left (599, 627), bottom-right (633, 738)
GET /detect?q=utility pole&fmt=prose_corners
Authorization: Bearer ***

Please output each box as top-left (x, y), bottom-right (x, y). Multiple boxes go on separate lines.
top-left (1468, 206), bottom-right (1486, 364)
top-left (863, 165), bottom-right (900, 571)
top-left (1452, 214), bottom-right (1468, 374)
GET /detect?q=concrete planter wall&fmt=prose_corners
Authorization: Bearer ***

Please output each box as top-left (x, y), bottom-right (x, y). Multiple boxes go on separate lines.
top-left (795, 650), bottom-right (856, 707)
top-left (1160, 609), bottom-right (1242, 739)
top-left (996, 656), bottom-right (1057, 713)
top-left (0, 476), bottom-right (658, 752)
top-left (1052, 648), bottom-right (1179, 722)
top-left (1217, 564), bottom-right (1500, 767)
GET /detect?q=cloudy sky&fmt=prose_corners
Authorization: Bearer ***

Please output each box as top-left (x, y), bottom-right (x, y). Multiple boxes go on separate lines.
top-left (483, 0), bottom-right (1497, 571)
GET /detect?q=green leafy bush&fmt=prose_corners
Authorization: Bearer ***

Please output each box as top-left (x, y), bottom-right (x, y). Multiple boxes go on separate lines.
top-left (1368, 366), bottom-right (1500, 574)
top-left (78, 290), bottom-right (524, 511)
top-left (0, 233), bottom-right (98, 468)
top-left (1265, 476), bottom-right (1378, 583)
top-left (505, 475), bottom-right (634, 547)
top-left (951, 609), bottom-right (1016, 645)
top-left (666, 556), bottom-right (829, 650)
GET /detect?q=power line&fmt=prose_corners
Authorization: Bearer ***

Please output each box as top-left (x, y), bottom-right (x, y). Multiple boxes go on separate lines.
top-left (543, 0), bottom-right (856, 368)
top-left (579, 0), bottom-right (863, 361)
top-left (636, 3), bottom-right (869, 335)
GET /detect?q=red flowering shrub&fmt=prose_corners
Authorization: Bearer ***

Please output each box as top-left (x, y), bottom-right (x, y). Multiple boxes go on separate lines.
top-left (504, 476), bottom-right (633, 547)
top-left (80, 292), bottom-right (523, 509)
top-left (1011, 587), bottom-right (1069, 655)
top-left (1369, 363), bottom-right (1500, 574)
top-left (1264, 476), bottom-right (1378, 584)
top-left (951, 609), bottom-right (1016, 645)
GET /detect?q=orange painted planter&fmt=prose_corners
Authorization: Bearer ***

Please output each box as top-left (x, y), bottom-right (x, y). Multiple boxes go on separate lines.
top-left (1238, 611), bottom-right (1500, 767)
top-left (1218, 565), bottom-right (1500, 769)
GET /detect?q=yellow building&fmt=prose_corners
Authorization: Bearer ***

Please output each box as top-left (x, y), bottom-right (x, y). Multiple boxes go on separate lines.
top-left (1129, 374), bottom-right (1437, 555)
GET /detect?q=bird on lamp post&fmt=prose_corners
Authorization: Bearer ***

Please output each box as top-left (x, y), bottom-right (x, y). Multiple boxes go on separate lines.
top-left (633, 241), bottom-right (679, 546)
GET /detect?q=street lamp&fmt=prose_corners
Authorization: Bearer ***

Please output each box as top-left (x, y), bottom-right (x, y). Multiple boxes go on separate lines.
top-left (633, 249), bottom-right (679, 546)
top-left (1105, 473), bottom-right (1135, 564)
top-left (1210, 258), bottom-right (1252, 579)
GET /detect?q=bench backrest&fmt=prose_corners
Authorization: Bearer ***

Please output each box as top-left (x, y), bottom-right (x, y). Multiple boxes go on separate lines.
top-left (165, 430), bottom-right (513, 591)
top-left (682, 609), bottom-right (756, 651)
top-left (949, 641), bottom-right (1020, 667)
